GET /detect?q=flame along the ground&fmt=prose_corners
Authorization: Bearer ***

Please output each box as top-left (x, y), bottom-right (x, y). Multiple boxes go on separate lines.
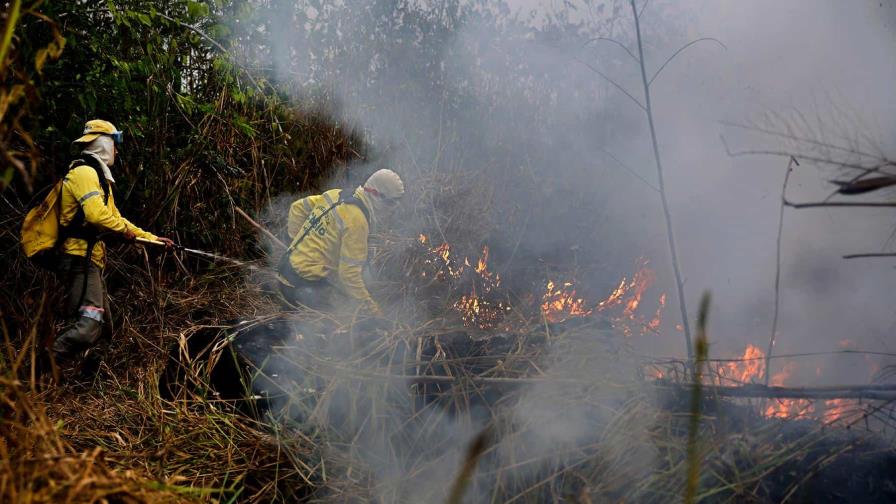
top-left (418, 234), bottom-right (665, 332)
top-left (416, 235), bottom-right (864, 424)
top-left (649, 343), bottom-right (865, 423)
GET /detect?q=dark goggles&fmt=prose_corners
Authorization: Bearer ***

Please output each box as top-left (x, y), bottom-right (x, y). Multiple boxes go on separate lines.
top-left (106, 131), bottom-right (123, 144)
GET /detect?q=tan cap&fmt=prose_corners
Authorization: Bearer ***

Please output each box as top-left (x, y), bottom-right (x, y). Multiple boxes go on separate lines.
top-left (73, 119), bottom-right (122, 144)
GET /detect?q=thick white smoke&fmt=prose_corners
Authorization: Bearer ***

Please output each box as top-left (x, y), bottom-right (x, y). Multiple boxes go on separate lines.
top-left (233, 0), bottom-right (896, 500)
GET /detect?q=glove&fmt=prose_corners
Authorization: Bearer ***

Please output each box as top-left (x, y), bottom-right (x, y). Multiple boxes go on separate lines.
top-left (156, 237), bottom-right (176, 250)
top-left (123, 230), bottom-right (136, 242)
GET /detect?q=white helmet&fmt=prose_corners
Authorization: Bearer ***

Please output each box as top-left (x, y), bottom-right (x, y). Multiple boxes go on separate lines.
top-left (363, 169), bottom-right (404, 201)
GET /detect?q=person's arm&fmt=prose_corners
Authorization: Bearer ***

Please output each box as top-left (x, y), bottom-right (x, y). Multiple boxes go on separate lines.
top-left (287, 196), bottom-right (313, 240)
top-left (120, 216), bottom-right (158, 241)
top-left (112, 198), bottom-right (173, 246)
top-left (63, 166), bottom-right (131, 234)
top-left (337, 211), bottom-right (380, 315)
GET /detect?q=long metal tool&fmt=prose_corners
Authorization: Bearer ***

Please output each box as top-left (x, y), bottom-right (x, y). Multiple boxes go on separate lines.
top-left (136, 237), bottom-right (257, 269)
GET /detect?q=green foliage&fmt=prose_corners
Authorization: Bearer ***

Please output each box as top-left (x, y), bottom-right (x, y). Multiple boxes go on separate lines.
top-left (0, 1), bottom-right (65, 193)
top-left (10, 0), bottom-right (365, 260)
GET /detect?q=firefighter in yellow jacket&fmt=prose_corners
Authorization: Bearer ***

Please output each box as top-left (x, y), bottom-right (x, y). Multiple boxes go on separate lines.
top-left (278, 169), bottom-right (405, 315)
top-left (52, 119), bottom-right (174, 361)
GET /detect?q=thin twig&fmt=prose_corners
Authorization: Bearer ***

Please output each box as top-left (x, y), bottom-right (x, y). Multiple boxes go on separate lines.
top-left (784, 200), bottom-right (896, 209)
top-left (719, 121), bottom-right (888, 161)
top-left (583, 36), bottom-right (639, 63)
top-left (842, 252), bottom-right (896, 259)
top-left (648, 38), bottom-right (726, 88)
top-left (765, 156), bottom-right (797, 387)
top-left (572, 56), bottom-right (646, 111)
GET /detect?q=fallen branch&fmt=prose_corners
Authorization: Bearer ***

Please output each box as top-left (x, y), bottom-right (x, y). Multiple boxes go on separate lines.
top-left (273, 361), bottom-right (896, 400)
top-left (667, 383), bottom-right (896, 401)
top-left (235, 206), bottom-right (286, 249)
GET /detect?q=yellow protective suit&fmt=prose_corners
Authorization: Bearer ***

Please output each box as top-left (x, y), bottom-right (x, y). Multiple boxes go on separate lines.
top-left (286, 188), bottom-right (378, 313)
top-left (60, 164), bottom-right (158, 268)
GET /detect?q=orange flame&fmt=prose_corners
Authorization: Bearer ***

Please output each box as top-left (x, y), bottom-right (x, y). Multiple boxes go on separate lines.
top-left (541, 280), bottom-right (593, 323)
top-left (419, 236), bottom-right (663, 332)
top-left (648, 293), bottom-right (666, 331)
top-left (761, 361), bottom-right (862, 423)
top-left (763, 361), bottom-right (814, 419)
top-left (717, 344), bottom-right (766, 385)
top-left (420, 235), bottom-right (507, 328)
top-left (593, 259), bottom-right (666, 336)
top-left (537, 258), bottom-right (665, 333)
top-left (821, 398), bottom-right (860, 424)
top-left (476, 246), bottom-right (489, 274)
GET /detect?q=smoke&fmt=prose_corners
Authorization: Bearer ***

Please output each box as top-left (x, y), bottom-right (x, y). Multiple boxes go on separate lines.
top-left (231, 0), bottom-right (896, 500)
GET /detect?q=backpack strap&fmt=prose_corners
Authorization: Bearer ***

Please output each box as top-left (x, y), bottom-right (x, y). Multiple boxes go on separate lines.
top-left (69, 156), bottom-right (110, 205)
top-left (340, 189), bottom-right (371, 224)
top-left (277, 190), bottom-right (371, 283)
top-left (61, 157), bottom-right (112, 240)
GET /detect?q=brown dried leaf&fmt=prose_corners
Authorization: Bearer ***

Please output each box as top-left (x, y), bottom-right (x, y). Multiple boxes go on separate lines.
top-left (830, 176), bottom-right (896, 195)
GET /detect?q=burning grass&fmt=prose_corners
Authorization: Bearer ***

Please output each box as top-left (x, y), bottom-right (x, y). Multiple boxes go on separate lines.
top-left (1, 205), bottom-right (895, 503)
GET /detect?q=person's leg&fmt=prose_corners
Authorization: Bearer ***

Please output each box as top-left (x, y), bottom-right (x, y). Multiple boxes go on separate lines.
top-left (53, 256), bottom-right (105, 359)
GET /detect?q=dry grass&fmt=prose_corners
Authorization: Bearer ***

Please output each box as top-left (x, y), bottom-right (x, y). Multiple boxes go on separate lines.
top-left (1, 244), bottom-right (894, 503)
top-left (1, 119), bottom-right (893, 503)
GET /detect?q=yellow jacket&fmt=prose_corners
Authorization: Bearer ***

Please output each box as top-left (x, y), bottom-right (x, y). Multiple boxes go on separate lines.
top-left (286, 188), bottom-right (378, 313)
top-left (60, 164), bottom-right (158, 268)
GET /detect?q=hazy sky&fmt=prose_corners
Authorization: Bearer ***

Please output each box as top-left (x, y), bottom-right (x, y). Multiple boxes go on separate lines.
top-left (476, 0), bottom-right (896, 382)
top-left (627, 0), bottom-right (896, 384)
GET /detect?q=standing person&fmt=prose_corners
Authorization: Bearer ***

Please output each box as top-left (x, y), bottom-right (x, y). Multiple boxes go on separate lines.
top-left (50, 119), bottom-right (174, 362)
top-left (278, 169), bottom-right (405, 316)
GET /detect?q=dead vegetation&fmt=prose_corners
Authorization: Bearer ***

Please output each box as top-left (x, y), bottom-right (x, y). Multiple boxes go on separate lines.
top-left (0, 1), bottom-right (894, 502)
top-left (2, 185), bottom-right (896, 502)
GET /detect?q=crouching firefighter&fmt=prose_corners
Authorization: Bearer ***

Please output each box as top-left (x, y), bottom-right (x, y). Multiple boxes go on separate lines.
top-left (277, 169), bottom-right (405, 316)
top-left (21, 119), bottom-right (174, 363)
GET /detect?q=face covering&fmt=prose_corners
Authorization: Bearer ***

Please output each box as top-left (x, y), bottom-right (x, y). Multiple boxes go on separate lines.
top-left (80, 135), bottom-right (116, 183)
top-left (354, 186), bottom-right (378, 226)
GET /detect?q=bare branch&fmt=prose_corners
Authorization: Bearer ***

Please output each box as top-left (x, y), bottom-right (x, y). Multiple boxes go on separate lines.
top-left (598, 147), bottom-right (659, 192)
top-left (639, 0), bottom-right (650, 18)
top-left (720, 121), bottom-right (888, 161)
top-left (784, 200), bottom-right (896, 209)
top-left (571, 56), bottom-right (646, 111)
top-left (721, 140), bottom-right (896, 176)
top-left (843, 253), bottom-right (896, 259)
top-left (584, 36), bottom-right (639, 63)
top-left (648, 38), bottom-right (727, 88)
